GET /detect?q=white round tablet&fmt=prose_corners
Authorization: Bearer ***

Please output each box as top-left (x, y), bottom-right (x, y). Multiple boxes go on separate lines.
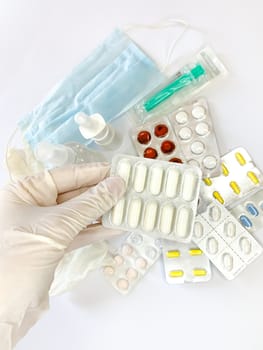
top-left (114, 255), bottom-right (124, 266)
top-left (203, 155), bottom-right (217, 169)
top-left (122, 244), bottom-right (133, 256)
top-left (178, 127), bottom-right (192, 140)
top-left (192, 105), bottom-right (206, 119)
top-left (191, 141), bottom-right (205, 155)
top-left (175, 111), bottom-right (188, 124)
top-left (135, 257), bottom-right (148, 270)
top-left (126, 268), bottom-right (138, 280)
top-left (195, 122), bottom-right (210, 136)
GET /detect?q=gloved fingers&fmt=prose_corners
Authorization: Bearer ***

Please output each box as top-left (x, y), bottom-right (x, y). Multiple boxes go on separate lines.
top-left (49, 162), bottom-right (110, 195)
top-left (66, 224), bottom-right (124, 252)
top-left (57, 186), bottom-right (89, 204)
top-left (41, 176), bottom-right (126, 244)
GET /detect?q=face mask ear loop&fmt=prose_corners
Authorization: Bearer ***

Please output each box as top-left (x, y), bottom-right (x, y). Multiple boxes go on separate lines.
top-left (5, 127), bottom-right (19, 181)
top-left (123, 18), bottom-right (190, 73)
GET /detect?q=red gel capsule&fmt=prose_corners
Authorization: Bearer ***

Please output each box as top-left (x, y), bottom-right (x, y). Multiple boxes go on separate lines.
top-left (169, 157), bottom-right (183, 164)
top-left (154, 124), bottom-right (168, 138)
top-left (137, 131), bottom-right (151, 144)
top-left (144, 147), bottom-right (158, 159)
top-left (161, 140), bottom-right (175, 154)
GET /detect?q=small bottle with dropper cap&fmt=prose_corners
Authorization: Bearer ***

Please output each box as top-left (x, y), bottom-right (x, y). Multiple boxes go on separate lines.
top-left (34, 141), bottom-right (105, 169)
top-left (74, 112), bottom-right (122, 150)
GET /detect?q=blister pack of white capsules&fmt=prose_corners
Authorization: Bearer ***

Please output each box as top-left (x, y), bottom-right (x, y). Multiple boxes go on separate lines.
top-left (102, 154), bottom-right (202, 242)
top-left (192, 201), bottom-right (262, 280)
top-left (102, 232), bottom-right (161, 294)
top-left (162, 240), bottom-right (211, 284)
top-left (201, 147), bottom-right (263, 207)
top-left (132, 47), bottom-right (227, 123)
top-left (131, 98), bottom-right (221, 177)
top-left (230, 189), bottom-right (263, 233)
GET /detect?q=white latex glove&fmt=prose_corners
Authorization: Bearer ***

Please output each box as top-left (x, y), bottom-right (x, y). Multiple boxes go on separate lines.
top-left (0, 162), bottom-right (125, 350)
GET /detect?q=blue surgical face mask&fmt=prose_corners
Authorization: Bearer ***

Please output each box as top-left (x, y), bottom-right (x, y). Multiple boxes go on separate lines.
top-left (19, 29), bottom-right (165, 147)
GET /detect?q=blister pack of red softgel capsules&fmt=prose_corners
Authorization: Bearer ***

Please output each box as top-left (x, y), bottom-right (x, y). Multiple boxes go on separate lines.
top-left (131, 98), bottom-right (221, 178)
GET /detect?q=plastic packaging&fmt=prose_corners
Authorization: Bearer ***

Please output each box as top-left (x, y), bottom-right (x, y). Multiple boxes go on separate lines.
top-left (131, 98), bottom-right (221, 177)
top-left (75, 112), bottom-right (122, 150)
top-left (34, 141), bottom-right (105, 169)
top-left (133, 47), bottom-right (227, 122)
top-left (162, 240), bottom-right (211, 284)
top-left (102, 154), bottom-right (202, 242)
top-left (201, 147), bottom-right (263, 207)
top-left (102, 232), bottom-right (161, 294)
top-left (230, 189), bottom-right (263, 233)
top-left (192, 201), bottom-right (262, 280)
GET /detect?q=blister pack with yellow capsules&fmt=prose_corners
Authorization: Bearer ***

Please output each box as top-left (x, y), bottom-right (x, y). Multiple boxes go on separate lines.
top-left (102, 154), bottom-right (202, 242)
top-left (131, 98), bottom-right (221, 178)
top-left (162, 240), bottom-right (211, 284)
top-left (193, 201), bottom-right (262, 280)
top-left (230, 189), bottom-right (263, 233)
top-left (132, 47), bottom-right (227, 123)
top-left (102, 232), bottom-right (161, 294)
top-left (201, 147), bottom-right (263, 207)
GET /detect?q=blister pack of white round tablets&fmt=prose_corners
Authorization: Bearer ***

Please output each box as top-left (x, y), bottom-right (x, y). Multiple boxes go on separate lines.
top-left (102, 154), bottom-right (202, 242)
top-left (102, 232), bottom-right (161, 294)
top-left (201, 147), bottom-right (263, 207)
top-left (230, 189), bottom-right (263, 233)
top-left (131, 117), bottom-right (185, 164)
top-left (162, 240), bottom-right (211, 284)
top-left (192, 201), bottom-right (262, 280)
top-left (168, 98), bottom-right (221, 177)
top-left (131, 98), bottom-right (221, 177)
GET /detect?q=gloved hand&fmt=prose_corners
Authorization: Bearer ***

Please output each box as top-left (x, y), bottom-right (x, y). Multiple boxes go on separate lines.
top-left (0, 162), bottom-right (125, 350)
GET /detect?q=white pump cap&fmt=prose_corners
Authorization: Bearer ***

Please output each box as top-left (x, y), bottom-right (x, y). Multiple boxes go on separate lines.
top-left (34, 142), bottom-right (76, 168)
top-left (74, 112), bottom-right (106, 140)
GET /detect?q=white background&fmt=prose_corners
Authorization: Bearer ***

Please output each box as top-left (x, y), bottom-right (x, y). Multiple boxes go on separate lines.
top-left (1, 0), bottom-right (263, 349)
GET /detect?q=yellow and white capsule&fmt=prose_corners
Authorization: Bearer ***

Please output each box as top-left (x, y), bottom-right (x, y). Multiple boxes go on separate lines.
top-left (189, 248), bottom-right (203, 256)
top-left (166, 250), bottom-right (180, 258)
top-left (222, 163), bottom-right (229, 176)
top-left (193, 269), bottom-right (207, 277)
top-left (203, 177), bottom-right (212, 186)
top-left (230, 181), bottom-right (241, 194)
top-left (247, 171), bottom-right (260, 185)
top-left (235, 152), bottom-right (246, 166)
top-left (169, 270), bottom-right (184, 278)
top-left (213, 191), bottom-right (224, 204)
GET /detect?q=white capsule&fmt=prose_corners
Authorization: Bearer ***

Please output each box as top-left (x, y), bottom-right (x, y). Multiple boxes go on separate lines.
top-left (149, 166), bottom-right (163, 195)
top-left (194, 221), bottom-right (204, 239)
top-left (117, 159), bottom-right (131, 185)
top-left (127, 198), bottom-right (142, 229)
top-left (181, 170), bottom-right (199, 202)
top-left (222, 253), bottom-right (233, 271)
top-left (209, 205), bottom-right (221, 222)
top-left (133, 163), bottom-right (148, 193)
top-left (142, 200), bottom-right (158, 232)
top-left (239, 237), bottom-right (252, 255)
top-left (159, 204), bottom-right (175, 235)
top-left (174, 207), bottom-right (193, 239)
top-left (206, 237), bottom-right (219, 255)
top-left (224, 221), bottom-right (236, 238)
top-left (165, 168), bottom-right (180, 198)
top-left (111, 198), bottom-right (125, 226)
